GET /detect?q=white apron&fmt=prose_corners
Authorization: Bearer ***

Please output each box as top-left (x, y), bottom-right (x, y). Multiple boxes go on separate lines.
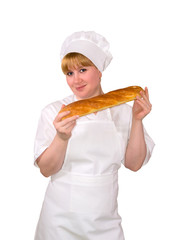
top-left (35, 109), bottom-right (126, 240)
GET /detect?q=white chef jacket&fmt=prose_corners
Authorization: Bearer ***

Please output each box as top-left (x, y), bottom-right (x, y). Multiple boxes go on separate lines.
top-left (34, 94), bottom-right (155, 240)
top-left (34, 94), bottom-right (154, 166)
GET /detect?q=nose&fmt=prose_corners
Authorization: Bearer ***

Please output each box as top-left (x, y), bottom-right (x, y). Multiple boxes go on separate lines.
top-left (73, 72), bottom-right (83, 84)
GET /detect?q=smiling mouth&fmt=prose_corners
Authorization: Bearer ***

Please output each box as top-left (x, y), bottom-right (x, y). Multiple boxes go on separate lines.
top-left (76, 85), bottom-right (86, 91)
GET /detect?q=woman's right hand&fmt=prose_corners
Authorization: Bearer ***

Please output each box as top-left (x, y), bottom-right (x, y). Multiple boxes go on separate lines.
top-left (53, 104), bottom-right (79, 141)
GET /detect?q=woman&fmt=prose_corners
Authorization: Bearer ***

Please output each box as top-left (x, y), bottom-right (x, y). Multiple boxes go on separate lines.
top-left (34, 31), bottom-right (155, 239)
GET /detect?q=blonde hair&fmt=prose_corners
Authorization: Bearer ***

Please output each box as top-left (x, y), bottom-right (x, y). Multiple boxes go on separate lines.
top-left (61, 52), bottom-right (95, 74)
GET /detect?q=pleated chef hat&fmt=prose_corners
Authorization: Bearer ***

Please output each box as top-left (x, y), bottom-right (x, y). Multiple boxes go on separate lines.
top-left (60, 31), bottom-right (113, 72)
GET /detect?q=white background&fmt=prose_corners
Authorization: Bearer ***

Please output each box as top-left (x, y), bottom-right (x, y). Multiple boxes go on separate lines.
top-left (0, 0), bottom-right (178, 239)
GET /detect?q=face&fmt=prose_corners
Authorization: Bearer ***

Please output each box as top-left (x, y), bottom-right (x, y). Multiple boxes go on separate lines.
top-left (66, 66), bottom-right (102, 100)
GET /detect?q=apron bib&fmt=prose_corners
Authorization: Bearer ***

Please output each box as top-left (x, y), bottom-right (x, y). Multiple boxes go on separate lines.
top-left (35, 109), bottom-right (126, 240)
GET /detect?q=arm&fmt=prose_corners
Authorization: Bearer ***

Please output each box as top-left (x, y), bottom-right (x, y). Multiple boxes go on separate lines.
top-left (37, 105), bottom-right (79, 177)
top-left (125, 87), bottom-right (152, 171)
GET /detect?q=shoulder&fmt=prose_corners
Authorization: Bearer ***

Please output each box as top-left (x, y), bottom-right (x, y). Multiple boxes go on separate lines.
top-left (41, 95), bottom-right (75, 119)
top-left (110, 103), bottom-right (132, 125)
top-left (111, 103), bottom-right (132, 117)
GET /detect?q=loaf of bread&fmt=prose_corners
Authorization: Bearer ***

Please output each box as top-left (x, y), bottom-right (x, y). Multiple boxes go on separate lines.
top-left (59, 86), bottom-right (143, 119)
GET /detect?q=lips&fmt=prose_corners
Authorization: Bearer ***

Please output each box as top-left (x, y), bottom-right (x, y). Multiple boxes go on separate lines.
top-left (76, 85), bottom-right (87, 91)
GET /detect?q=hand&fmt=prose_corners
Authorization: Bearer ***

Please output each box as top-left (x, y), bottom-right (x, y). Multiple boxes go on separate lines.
top-left (53, 105), bottom-right (79, 141)
top-left (132, 87), bottom-right (152, 121)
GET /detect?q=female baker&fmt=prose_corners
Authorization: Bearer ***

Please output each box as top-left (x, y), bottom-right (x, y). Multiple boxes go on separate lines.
top-left (34, 31), bottom-right (155, 240)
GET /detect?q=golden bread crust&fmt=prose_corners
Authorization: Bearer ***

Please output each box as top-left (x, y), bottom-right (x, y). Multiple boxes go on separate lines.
top-left (59, 86), bottom-right (143, 119)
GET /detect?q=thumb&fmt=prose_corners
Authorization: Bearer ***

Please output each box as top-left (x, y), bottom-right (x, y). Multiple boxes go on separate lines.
top-left (61, 104), bottom-right (66, 110)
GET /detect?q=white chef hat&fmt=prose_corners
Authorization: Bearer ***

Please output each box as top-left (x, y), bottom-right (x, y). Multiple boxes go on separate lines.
top-left (60, 31), bottom-right (113, 72)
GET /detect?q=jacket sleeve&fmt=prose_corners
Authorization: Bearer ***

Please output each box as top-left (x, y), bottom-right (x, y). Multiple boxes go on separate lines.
top-left (33, 105), bottom-right (58, 167)
top-left (127, 107), bottom-right (155, 166)
top-left (141, 127), bottom-right (155, 165)
top-left (116, 104), bottom-right (155, 167)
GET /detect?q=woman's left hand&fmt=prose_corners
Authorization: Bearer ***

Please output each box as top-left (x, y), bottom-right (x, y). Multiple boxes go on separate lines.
top-left (132, 87), bottom-right (152, 121)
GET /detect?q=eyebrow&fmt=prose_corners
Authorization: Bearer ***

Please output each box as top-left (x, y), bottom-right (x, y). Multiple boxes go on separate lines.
top-left (68, 65), bottom-right (87, 71)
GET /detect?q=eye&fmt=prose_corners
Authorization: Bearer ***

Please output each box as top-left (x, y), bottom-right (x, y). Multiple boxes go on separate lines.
top-left (80, 68), bottom-right (87, 73)
top-left (67, 71), bottom-right (73, 76)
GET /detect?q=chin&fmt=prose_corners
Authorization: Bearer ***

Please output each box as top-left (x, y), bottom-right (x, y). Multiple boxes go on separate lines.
top-left (75, 89), bottom-right (99, 100)
top-left (75, 91), bottom-right (89, 100)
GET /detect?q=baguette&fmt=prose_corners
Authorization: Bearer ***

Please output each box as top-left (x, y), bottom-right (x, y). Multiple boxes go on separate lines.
top-left (59, 86), bottom-right (143, 119)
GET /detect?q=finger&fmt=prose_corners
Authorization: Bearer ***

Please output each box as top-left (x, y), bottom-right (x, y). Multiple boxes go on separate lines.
top-left (136, 97), bottom-right (150, 109)
top-left (55, 114), bottom-right (79, 129)
top-left (54, 104), bottom-right (67, 122)
top-left (57, 120), bottom-right (77, 136)
top-left (139, 90), bottom-right (151, 107)
top-left (142, 87), bottom-right (150, 105)
top-left (136, 95), bottom-right (150, 109)
top-left (65, 120), bottom-right (77, 131)
top-left (145, 87), bottom-right (149, 99)
top-left (62, 115), bottom-right (79, 125)
top-left (135, 98), bottom-right (152, 113)
top-left (67, 124), bottom-right (77, 134)
top-left (143, 87), bottom-right (150, 103)
top-left (61, 118), bottom-right (77, 130)
top-left (54, 110), bottom-right (70, 123)
top-left (61, 104), bottom-right (66, 110)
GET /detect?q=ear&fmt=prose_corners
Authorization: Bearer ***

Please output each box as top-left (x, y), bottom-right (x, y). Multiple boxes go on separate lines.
top-left (99, 71), bottom-right (102, 79)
